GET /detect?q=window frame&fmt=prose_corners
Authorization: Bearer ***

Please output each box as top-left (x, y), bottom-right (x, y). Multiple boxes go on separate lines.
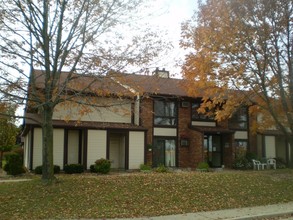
top-left (191, 100), bottom-right (215, 121)
top-left (229, 107), bottom-right (248, 130)
top-left (153, 99), bottom-right (177, 127)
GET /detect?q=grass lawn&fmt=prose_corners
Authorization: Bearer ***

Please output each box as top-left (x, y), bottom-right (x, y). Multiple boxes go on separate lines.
top-left (1, 169), bottom-right (293, 219)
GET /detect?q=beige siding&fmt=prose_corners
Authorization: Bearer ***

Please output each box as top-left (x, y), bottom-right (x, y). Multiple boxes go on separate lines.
top-left (33, 128), bottom-right (42, 169)
top-left (53, 129), bottom-right (64, 169)
top-left (129, 131), bottom-right (144, 169)
top-left (53, 97), bottom-right (131, 123)
top-left (154, 128), bottom-right (177, 137)
top-left (87, 130), bottom-right (107, 168)
top-left (23, 131), bottom-right (31, 169)
top-left (235, 131), bottom-right (248, 139)
top-left (191, 121), bottom-right (216, 127)
top-left (67, 130), bottom-right (79, 164)
top-left (265, 136), bottom-right (276, 158)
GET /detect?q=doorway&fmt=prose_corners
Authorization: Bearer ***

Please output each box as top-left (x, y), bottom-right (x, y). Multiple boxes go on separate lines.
top-left (109, 133), bottom-right (126, 169)
top-left (204, 134), bottom-right (222, 167)
top-left (153, 137), bottom-right (176, 167)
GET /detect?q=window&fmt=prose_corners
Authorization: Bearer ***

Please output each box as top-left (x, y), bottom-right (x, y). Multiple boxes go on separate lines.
top-left (192, 101), bottom-right (215, 121)
top-left (154, 100), bottom-right (177, 126)
top-left (153, 138), bottom-right (176, 167)
top-left (235, 140), bottom-right (248, 158)
top-left (229, 107), bottom-right (248, 129)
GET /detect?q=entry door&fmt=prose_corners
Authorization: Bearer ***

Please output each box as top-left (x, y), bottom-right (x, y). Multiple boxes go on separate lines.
top-left (109, 134), bottom-right (125, 169)
top-left (204, 135), bottom-right (222, 167)
top-left (153, 138), bottom-right (176, 167)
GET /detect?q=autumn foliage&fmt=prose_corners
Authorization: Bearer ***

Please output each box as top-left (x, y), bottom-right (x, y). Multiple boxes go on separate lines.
top-left (181, 0), bottom-right (293, 141)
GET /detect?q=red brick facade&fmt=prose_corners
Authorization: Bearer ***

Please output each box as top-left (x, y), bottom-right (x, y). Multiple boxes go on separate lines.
top-left (140, 97), bottom-right (236, 168)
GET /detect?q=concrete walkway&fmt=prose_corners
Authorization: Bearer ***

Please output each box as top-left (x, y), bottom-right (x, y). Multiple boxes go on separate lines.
top-left (114, 202), bottom-right (293, 220)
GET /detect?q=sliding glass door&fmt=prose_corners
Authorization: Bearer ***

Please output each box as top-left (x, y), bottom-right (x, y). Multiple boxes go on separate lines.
top-left (153, 138), bottom-right (176, 167)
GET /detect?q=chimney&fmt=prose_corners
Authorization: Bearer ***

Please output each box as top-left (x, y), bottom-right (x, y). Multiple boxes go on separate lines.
top-left (153, 67), bottom-right (169, 78)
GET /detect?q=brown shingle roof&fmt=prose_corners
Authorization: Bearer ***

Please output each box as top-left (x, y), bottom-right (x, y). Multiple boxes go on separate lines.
top-left (32, 70), bottom-right (134, 97)
top-left (112, 73), bottom-right (193, 97)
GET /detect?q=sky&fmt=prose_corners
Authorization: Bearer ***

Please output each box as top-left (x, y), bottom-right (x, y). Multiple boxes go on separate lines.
top-left (148, 0), bottom-right (198, 76)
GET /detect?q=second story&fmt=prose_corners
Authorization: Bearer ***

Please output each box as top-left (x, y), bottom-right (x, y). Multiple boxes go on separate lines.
top-left (25, 68), bottom-right (251, 134)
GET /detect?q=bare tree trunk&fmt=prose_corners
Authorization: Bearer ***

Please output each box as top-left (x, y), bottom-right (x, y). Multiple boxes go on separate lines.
top-left (41, 105), bottom-right (56, 184)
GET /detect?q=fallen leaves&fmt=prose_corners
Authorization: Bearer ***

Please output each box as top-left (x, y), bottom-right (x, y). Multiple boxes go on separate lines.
top-left (1, 170), bottom-right (293, 219)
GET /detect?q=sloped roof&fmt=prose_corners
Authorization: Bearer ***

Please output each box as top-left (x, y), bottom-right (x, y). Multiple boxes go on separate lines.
top-left (32, 70), bottom-right (134, 97)
top-left (32, 70), bottom-right (197, 98)
top-left (112, 73), bottom-right (191, 97)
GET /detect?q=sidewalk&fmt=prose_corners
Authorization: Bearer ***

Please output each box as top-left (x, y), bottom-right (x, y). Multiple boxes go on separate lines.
top-left (114, 202), bottom-right (293, 220)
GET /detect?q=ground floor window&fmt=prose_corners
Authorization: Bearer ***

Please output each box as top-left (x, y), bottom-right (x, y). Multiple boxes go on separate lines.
top-left (153, 138), bottom-right (176, 167)
top-left (235, 139), bottom-right (248, 158)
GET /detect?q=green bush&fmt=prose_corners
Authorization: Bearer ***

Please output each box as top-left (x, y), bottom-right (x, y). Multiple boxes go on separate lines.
top-left (197, 162), bottom-right (209, 170)
top-left (154, 164), bottom-right (168, 173)
top-left (64, 164), bottom-right (84, 174)
top-left (3, 152), bottom-right (25, 175)
top-left (139, 163), bottom-right (152, 171)
top-left (34, 165), bottom-right (61, 174)
top-left (95, 158), bottom-right (111, 174)
top-left (275, 157), bottom-right (287, 169)
top-left (90, 164), bottom-right (98, 173)
top-left (233, 152), bottom-right (256, 170)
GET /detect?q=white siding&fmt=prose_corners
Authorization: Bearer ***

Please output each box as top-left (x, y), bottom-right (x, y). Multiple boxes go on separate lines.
top-left (129, 131), bottom-right (144, 169)
top-left (23, 131), bottom-right (31, 169)
top-left (191, 121), bottom-right (216, 127)
top-left (53, 129), bottom-right (64, 169)
top-left (87, 130), bottom-right (107, 168)
top-left (67, 130), bottom-right (79, 164)
top-left (53, 97), bottom-right (131, 123)
top-left (154, 128), bottom-right (177, 137)
top-left (265, 136), bottom-right (276, 158)
top-left (235, 131), bottom-right (248, 139)
top-left (33, 128), bottom-right (42, 169)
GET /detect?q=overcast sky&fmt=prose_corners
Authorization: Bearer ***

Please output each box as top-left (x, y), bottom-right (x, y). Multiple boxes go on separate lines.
top-left (149, 0), bottom-right (198, 76)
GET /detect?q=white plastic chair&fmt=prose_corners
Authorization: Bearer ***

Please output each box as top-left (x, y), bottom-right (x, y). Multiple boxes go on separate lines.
top-left (252, 159), bottom-right (261, 170)
top-left (252, 159), bottom-right (267, 170)
top-left (267, 158), bottom-right (276, 169)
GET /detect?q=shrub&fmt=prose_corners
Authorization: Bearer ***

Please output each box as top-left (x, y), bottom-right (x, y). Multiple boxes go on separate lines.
top-left (95, 158), bottom-right (111, 174)
top-left (3, 152), bottom-right (25, 175)
top-left (275, 157), bottom-right (287, 169)
top-left (34, 165), bottom-right (61, 175)
top-left (154, 164), bottom-right (168, 173)
top-left (90, 164), bottom-right (98, 173)
top-left (197, 162), bottom-right (209, 170)
top-left (64, 164), bottom-right (84, 174)
top-left (233, 153), bottom-right (256, 170)
top-left (139, 163), bottom-right (152, 171)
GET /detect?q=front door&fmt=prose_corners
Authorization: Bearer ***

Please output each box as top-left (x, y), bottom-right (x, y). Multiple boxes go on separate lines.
top-left (153, 138), bottom-right (176, 167)
top-left (109, 133), bottom-right (126, 169)
top-left (204, 134), bottom-right (222, 167)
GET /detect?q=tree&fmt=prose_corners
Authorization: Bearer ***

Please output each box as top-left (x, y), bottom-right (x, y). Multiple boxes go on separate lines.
top-left (0, 0), bottom-right (167, 183)
top-left (181, 0), bottom-right (293, 166)
top-left (0, 102), bottom-right (18, 169)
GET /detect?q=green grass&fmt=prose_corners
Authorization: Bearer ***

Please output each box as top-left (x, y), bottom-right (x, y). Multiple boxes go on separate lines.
top-left (1, 169), bottom-right (293, 219)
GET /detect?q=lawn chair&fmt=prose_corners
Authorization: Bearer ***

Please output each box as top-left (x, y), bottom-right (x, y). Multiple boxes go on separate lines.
top-left (267, 158), bottom-right (276, 169)
top-left (252, 159), bottom-right (267, 170)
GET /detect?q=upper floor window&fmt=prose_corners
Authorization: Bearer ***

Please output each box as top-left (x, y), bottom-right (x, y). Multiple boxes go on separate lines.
top-left (229, 107), bottom-right (248, 129)
top-left (192, 101), bottom-right (215, 121)
top-left (154, 100), bottom-right (177, 126)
